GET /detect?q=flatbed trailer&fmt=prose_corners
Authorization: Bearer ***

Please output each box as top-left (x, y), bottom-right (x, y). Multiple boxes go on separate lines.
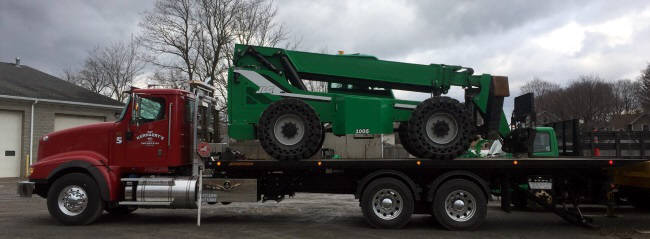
top-left (195, 157), bottom-right (647, 230)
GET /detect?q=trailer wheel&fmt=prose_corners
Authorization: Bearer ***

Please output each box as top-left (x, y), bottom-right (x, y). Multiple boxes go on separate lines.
top-left (361, 178), bottom-right (414, 229)
top-left (398, 122), bottom-right (421, 158)
top-left (258, 98), bottom-right (324, 160)
top-left (105, 206), bottom-right (137, 215)
top-left (432, 179), bottom-right (487, 230)
top-left (47, 173), bottom-right (104, 225)
top-left (407, 97), bottom-right (473, 159)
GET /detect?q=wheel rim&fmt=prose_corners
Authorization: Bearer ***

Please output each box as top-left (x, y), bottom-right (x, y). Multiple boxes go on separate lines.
top-left (426, 112), bottom-right (458, 145)
top-left (58, 185), bottom-right (88, 216)
top-left (273, 114), bottom-right (305, 146)
top-left (444, 189), bottom-right (476, 222)
top-left (372, 189), bottom-right (403, 220)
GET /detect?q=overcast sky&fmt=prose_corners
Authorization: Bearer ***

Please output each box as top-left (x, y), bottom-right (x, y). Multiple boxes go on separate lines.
top-left (2, 0), bottom-right (649, 111)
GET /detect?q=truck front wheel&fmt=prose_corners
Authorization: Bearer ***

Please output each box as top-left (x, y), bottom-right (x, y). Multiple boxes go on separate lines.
top-left (432, 179), bottom-right (487, 230)
top-left (47, 173), bottom-right (104, 225)
top-left (258, 98), bottom-right (324, 160)
top-left (361, 178), bottom-right (414, 229)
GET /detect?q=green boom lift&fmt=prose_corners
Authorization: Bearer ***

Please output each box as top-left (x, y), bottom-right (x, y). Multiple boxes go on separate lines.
top-left (227, 44), bottom-right (512, 160)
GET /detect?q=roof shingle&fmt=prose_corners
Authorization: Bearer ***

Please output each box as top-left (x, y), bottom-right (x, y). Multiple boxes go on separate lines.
top-left (0, 62), bottom-right (122, 106)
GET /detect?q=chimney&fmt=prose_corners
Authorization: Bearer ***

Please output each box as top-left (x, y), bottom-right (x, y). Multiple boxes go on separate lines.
top-left (15, 57), bottom-right (21, 67)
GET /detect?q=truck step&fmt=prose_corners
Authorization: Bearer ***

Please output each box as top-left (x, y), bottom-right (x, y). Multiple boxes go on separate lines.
top-left (118, 201), bottom-right (173, 206)
top-left (121, 178), bottom-right (175, 185)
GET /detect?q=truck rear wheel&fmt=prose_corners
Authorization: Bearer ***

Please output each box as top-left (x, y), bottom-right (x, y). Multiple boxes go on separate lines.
top-left (407, 97), bottom-right (473, 160)
top-left (258, 98), bottom-right (324, 160)
top-left (432, 179), bottom-right (486, 230)
top-left (361, 178), bottom-right (414, 229)
top-left (47, 173), bottom-right (104, 225)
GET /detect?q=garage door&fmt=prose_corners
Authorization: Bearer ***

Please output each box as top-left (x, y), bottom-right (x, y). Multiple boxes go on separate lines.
top-left (0, 110), bottom-right (22, 178)
top-left (54, 114), bottom-right (105, 132)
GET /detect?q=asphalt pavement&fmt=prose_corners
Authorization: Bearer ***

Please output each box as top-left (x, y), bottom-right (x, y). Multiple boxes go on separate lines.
top-left (1, 178), bottom-right (649, 239)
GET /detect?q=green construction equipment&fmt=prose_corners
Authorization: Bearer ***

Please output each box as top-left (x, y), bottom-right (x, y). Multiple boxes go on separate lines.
top-left (227, 44), bottom-right (511, 160)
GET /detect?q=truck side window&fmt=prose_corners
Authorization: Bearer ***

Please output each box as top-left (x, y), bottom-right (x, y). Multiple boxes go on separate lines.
top-left (533, 132), bottom-right (551, 152)
top-left (137, 97), bottom-right (165, 122)
top-left (185, 99), bottom-right (195, 123)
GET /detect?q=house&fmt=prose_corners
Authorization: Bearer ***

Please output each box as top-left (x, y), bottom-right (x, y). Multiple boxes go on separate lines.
top-left (0, 59), bottom-right (124, 178)
top-left (536, 111), bottom-right (561, 125)
top-left (629, 113), bottom-right (650, 131)
top-left (609, 113), bottom-right (650, 131)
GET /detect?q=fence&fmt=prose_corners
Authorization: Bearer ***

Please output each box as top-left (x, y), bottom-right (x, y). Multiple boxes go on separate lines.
top-left (545, 119), bottom-right (649, 159)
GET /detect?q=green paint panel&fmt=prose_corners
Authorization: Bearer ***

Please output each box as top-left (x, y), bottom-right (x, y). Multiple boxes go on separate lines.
top-left (332, 96), bottom-right (394, 135)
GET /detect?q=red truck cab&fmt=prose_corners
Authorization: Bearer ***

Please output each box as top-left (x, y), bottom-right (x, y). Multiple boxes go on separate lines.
top-left (23, 88), bottom-right (195, 224)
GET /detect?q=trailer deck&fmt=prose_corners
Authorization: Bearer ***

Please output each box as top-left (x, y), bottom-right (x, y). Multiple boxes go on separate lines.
top-left (210, 157), bottom-right (647, 170)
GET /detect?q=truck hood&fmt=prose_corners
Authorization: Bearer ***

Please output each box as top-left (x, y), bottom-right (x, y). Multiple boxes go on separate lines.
top-left (37, 122), bottom-right (114, 163)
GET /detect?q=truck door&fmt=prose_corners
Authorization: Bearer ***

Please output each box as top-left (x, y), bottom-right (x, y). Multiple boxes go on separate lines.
top-left (123, 94), bottom-right (170, 167)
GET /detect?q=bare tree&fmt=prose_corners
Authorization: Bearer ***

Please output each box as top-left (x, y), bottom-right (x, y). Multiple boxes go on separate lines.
top-left (140, 0), bottom-right (289, 111)
top-left (519, 75), bottom-right (636, 129)
top-left (520, 78), bottom-right (560, 97)
top-left (611, 79), bottom-right (642, 117)
top-left (139, 0), bottom-right (200, 83)
top-left (194, 0), bottom-right (240, 110)
top-left (64, 40), bottom-right (144, 102)
top-left (99, 40), bottom-right (146, 102)
top-left (62, 67), bottom-right (83, 86)
top-left (639, 63), bottom-right (650, 112)
top-left (149, 68), bottom-right (188, 89)
top-left (78, 51), bottom-right (112, 95)
top-left (551, 75), bottom-right (615, 129)
top-left (62, 48), bottom-right (112, 97)
top-left (234, 0), bottom-right (286, 47)
top-left (520, 78), bottom-right (561, 112)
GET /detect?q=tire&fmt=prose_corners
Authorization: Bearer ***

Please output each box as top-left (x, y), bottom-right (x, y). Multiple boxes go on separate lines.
top-left (407, 97), bottom-right (473, 160)
top-left (432, 179), bottom-right (487, 231)
top-left (257, 98), bottom-right (324, 160)
top-left (47, 173), bottom-right (104, 225)
top-left (398, 122), bottom-right (421, 158)
top-left (361, 178), bottom-right (414, 229)
top-left (105, 206), bottom-right (137, 215)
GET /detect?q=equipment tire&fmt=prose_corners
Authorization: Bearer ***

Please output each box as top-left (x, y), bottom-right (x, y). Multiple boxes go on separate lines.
top-left (398, 122), bottom-right (421, 158)
top-left (361, 178), bottom-right (414, 229)
top-left (432, 179), bottom-right (487, 230)
top-left (258, 98), bottom-right (323, 160)
top-left (407, 97), bottom-right (473, 159)
top-left (47, 173), bottom-right (104, 225)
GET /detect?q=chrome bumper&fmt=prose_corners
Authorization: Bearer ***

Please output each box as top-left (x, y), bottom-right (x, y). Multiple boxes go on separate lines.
top-left (17, 181), bottom-right (35, 197)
